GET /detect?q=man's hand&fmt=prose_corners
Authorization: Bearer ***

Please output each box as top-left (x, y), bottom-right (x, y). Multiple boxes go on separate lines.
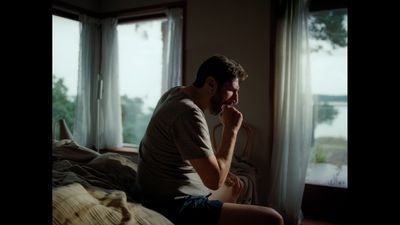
top-left (219, 105), bottom-right (243, 132)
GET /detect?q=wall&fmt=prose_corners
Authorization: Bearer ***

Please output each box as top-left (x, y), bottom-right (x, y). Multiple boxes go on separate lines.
top-left (54, 0), bottom-right (274, 205)
top-left (185, 0), bottom-right (272, 205)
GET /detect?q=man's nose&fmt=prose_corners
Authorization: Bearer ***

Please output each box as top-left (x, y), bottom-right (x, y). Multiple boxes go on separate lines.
top-left (232, 92), bottom-right (239, 105)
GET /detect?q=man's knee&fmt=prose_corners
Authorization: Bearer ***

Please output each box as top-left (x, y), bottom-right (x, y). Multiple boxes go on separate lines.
top-left (270, 209), bottom-right (284, 225)
top-left (261, 207), bottom-right (284, 225)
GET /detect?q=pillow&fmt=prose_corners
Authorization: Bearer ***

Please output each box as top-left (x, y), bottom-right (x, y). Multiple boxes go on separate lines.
top-left (52, 139), bottom-right (100, 162)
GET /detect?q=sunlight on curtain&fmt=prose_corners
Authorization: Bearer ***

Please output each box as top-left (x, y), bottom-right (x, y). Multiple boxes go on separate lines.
top-left (267, 0), bottom-right (313, 224)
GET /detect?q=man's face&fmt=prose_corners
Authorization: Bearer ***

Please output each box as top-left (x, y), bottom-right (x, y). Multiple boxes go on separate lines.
top-left (209, 79), bottom-right (240, 115)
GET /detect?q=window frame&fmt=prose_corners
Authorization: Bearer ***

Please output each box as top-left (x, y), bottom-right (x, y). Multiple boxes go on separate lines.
top-left (301, 0), bottom-right (348, 223)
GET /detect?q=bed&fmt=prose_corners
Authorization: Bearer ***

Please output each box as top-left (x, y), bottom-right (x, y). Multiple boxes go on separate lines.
top-left (52, 139), bottom-right (174, 225)
top-left (52, 119), bottom-right (258, 225)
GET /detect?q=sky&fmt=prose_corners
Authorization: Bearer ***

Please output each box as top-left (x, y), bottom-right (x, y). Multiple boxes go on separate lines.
top-left (309, 11), bottom-right (348, 96)
top-left (117, 20), bottom-right (165, 110)
top-left (309, 39), bottom-right (347, 96)
top-left (52, 15), bottom-right (79, 97)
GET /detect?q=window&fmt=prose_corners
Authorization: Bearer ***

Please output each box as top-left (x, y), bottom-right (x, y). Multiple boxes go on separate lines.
top-left (117, 18), bottom-right (167, 146)
top-left (52, 8), bottom-right (182, 149)
top-left (305, 9), bottom-right (348, 188)
top-left (52, 15), bottom-right (79, 138)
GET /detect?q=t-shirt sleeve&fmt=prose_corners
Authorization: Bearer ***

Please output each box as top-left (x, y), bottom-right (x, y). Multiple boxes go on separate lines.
top-left (172, 108), bottom-right (214, 160)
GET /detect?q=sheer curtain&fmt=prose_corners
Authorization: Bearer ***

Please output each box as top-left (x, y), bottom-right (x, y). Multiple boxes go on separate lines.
top-left (161, 7), bottom-right (183, 94)
top-left (74, 15), bottom-right (122, 150)
top-left (99, 18), bottom-right (123, 149)
top-left (74, 9), bottom-right (182, 150)
top-left (267, 0), bottom-right (312, 225)
top-left (74, 15), bottom-right (101, 149)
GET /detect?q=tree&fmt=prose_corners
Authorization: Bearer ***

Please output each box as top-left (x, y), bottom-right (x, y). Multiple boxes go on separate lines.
top-left (52, 76), bottom-right (154, 144)
top-left (311, 95), bottom-right (339, 147)
top-left (52, 75), bottom-right (75, 136)
top-left (308, 10), bottom-right (347, 51)
top-left (317, 102), bottom-right (338, 125)
top-left (121, 95), bottom-right (154, 145)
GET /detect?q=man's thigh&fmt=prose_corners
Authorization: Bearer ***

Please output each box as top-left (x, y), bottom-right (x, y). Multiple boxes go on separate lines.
top-left (217, 203), bottom-right (283, 225)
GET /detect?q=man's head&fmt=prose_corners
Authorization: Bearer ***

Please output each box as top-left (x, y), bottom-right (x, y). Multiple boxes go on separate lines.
top-left (193, 55), bottom-right (248, 115)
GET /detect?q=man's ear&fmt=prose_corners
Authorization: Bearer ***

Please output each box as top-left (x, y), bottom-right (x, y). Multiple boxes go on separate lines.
top-left (205, 77), bottom-right (217, 95)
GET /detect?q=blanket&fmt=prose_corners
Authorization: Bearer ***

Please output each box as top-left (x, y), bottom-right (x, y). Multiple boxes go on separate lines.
top-left (52, 140), bottom-right (173, 225)
top-left (53, 183), bottom-right (173, 225)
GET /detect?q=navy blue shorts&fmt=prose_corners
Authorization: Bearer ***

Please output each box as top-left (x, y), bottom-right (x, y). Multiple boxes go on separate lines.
top-left (142, 194), bottom-right (223, 225)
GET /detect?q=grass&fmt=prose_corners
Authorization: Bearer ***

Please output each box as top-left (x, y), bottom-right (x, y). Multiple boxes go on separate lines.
top-left (311, 137), bottom-right (347, 165)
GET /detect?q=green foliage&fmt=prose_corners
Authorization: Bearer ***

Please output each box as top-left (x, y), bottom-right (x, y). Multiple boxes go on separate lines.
top-left (309, 10), bottom-right (347, 51)
top-left (52, 75), bottom-right (154, 145)
top-left (121, 95), bottom-right (154, 145)
top-left (52, 75), bottom-right (75, 134)
top-left (312, 144), bottom-right (327, 163)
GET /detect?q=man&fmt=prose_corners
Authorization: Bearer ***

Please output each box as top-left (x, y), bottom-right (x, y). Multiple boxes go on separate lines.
top-left (134, 55), bottom-right (283, 225)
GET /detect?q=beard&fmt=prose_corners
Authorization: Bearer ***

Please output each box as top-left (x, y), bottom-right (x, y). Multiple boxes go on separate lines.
top-left (210, 94), bottom-right (223, 115)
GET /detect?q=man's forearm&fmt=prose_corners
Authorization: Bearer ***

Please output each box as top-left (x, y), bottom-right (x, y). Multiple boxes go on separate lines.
top-left (215, 127), bottom-right (238, 187)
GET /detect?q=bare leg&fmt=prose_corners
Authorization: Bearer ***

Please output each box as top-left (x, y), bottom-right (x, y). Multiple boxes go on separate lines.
top-left (217, 203), bottom-right (284, 225)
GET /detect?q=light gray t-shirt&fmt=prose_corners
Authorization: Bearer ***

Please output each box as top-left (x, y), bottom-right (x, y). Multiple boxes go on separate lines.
top-left (135, 86), bottom-right (214, 199)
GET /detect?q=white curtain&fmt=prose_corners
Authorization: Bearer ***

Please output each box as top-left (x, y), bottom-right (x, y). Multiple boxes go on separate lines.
top-left (99, 18), bottom-right (123, 149)
top-left (74, 15), bottom-right (122, 150)
top-left (162, 8), bottom-right (183, 93)
top-left (74, 15), bottom-right (101, 149)
top-left (74, 9), bottom-right (182, 150)
top-left (267, 0), bottom-right (312, 225)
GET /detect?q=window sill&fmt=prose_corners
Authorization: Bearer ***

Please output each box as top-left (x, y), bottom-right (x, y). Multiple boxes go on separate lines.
top-left (302, 183), bottom-right (347, 224)
top-left (100, 146), bottom-right (139, 155)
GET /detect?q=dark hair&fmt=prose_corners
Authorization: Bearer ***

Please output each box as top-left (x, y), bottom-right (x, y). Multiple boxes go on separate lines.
top-left (193, 55), bottom-right (248, 88)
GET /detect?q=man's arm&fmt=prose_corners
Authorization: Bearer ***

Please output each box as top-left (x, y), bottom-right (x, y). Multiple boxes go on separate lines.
top-left (189, 105), bottom-right (242, 190)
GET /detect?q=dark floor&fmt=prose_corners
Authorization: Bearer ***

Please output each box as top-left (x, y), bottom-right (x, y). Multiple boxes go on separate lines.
top-left (301, 218), bottom-right (341, 225)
